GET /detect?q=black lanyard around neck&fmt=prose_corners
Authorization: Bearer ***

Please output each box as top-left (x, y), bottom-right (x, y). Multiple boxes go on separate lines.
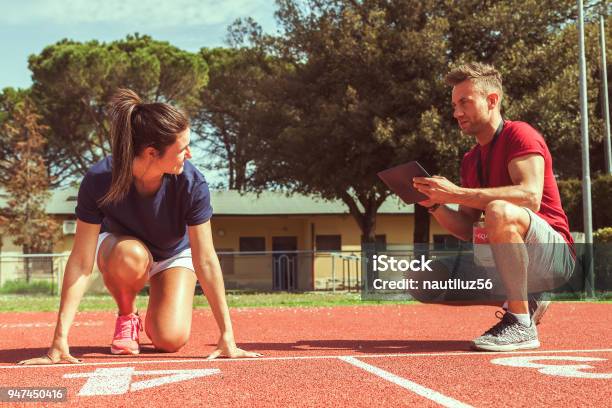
top-left (476, 120), bottom-right (504, 187)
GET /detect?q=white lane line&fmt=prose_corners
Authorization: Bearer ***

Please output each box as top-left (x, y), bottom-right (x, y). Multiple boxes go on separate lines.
top-left (339, 356), bottom-right (473, 408)
top-left (0, 321), bottom-right (103, 329)
top-left (2, 348), bottom-right (611, 370)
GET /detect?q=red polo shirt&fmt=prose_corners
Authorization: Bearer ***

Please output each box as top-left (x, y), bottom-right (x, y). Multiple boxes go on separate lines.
top-left (460, 120), bottom-right (574, 245)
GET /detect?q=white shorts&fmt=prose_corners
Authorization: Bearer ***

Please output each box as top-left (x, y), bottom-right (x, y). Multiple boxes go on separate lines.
top-left (95, 232), bottom-right (196, 278)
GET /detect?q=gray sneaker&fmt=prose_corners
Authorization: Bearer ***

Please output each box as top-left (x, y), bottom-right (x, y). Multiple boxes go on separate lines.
top-left (472, 311), bottom-right (540, 351)
top-left (501, 294), bottom-right (551, 326)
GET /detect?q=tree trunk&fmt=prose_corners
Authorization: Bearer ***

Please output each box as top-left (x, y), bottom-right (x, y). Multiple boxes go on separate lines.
top-left (359, 208), bottom-right (378, 293)
top-left (234, 162), bottom-right (246, 191)
top-left (228, 160), bottom-right (235, 189)
top-left (413, 204), bottom-right (431, 259)
top-left (413, 204), bottom-right (431, 244)
top-left (361, 208), bottom-right (377, 243)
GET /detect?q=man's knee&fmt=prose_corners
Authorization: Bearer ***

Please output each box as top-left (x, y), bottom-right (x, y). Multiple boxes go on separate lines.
top-left (484, 200), bottom-right (523, 234)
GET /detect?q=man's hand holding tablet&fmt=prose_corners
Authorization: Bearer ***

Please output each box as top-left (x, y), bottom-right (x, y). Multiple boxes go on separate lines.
top-left (412, 175), bottom-right (462, 206)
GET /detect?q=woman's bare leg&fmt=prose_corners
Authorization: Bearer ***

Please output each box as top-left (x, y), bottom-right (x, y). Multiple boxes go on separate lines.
top-left (97, 235), bottom-right (151, 315)
top-left (145, 267), bottom-right (197, 352)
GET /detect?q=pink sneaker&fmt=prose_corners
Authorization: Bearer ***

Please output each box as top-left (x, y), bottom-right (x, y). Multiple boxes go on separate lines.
top-left (110, 312), bottom-right (142, 355)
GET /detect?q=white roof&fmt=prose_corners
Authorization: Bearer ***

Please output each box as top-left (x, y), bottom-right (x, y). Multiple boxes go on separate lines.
top-left (1, 188), bottom-right (416, 216)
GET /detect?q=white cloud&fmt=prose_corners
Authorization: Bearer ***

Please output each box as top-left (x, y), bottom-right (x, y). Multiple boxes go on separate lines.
top-left (2, 0), bottom-right (274, 27)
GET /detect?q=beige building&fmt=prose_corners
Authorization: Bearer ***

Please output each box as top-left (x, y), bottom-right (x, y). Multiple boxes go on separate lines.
top-left (1, 189), bottom-right (453, 291)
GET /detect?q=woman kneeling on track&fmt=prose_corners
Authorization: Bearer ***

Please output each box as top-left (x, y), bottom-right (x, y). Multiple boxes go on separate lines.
top-left (19, 89), bottom-right (261, 365)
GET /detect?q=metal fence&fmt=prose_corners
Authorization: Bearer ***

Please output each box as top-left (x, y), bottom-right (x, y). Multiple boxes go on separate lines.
top-left (0, 250), bottom-right (370, 294)
top-left (216, 250), bottom-right (362, 291)
top-left (0, 249), bottom-right (464, 294)
top-left (0, 254), bottom-right (69, 295)
top-left (1, 245), bottom-right (609, 296)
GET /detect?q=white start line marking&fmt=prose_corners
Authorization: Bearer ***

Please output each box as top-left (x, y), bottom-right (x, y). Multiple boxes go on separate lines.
top-left (2, 348), bottom-right (612, 370)
top-left (0, 321), bottom-right (103, 329)
top-left (63, 367), bottom-right (221, 396)
top-left (491, 356), bottom-right (612, 379)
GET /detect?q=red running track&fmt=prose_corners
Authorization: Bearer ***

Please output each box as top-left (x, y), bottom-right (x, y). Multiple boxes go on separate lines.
top-left (0, 303), bottom-right (610, 407)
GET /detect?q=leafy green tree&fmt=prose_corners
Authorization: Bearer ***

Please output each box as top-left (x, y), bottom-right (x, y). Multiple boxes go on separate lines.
top-left (500, 12), bottom-right (611, 179)
top-left (28, 34), bottom-right (208, 184)
top-left (194, 45), bottom-right (291, 190)
top-left (0, 88), bottom-right (30, 185)
top-left (242, 0), bottom-right (609, 242)
top-left (246, 0), bottom-right (454, 243)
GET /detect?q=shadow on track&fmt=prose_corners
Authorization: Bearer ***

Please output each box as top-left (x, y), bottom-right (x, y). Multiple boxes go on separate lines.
top-left (0, 346), bottom-right (109, 364)
top-left (1, 339), bottom-right (473, 363)
top-left (234, 339), bottom-right (472, 354)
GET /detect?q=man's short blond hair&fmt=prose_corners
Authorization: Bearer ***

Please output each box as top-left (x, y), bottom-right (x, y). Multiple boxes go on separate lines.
top-left (445, 62), bottom-right (503, 100)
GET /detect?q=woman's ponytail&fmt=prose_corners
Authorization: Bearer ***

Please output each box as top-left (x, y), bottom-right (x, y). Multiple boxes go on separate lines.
top-left (98, 89), bottom-right (142, 206)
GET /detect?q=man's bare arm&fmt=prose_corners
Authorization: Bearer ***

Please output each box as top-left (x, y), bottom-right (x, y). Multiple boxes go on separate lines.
top-left (414, 154), bottom-right (545, 212)
top-left (452, 155), bottom-right (544, 211)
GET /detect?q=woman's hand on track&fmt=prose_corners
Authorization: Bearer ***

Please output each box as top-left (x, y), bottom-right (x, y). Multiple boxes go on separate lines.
top-left (17, 337), bottom-right (82, 365)
top-left (207, 333), bottom-right (263, 359)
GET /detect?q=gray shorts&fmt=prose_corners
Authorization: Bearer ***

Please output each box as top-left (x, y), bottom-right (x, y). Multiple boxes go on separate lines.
top-left (95, 232), bottom-right (196, 278)
top-left (434, 208), bottom-right (575, 301)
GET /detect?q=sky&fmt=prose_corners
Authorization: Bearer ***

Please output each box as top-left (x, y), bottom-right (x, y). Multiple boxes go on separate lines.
top-left (0, 0), bottom-right (279, 89)
top-left (0, 0), bottom-right (281, 186)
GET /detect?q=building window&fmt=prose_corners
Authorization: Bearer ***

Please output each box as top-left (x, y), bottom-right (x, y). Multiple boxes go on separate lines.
top-left (433, 234), bottom-right (460, 250)
top-left (239, 237), bottom-right (266, 252)
top-left (316, 235), bottom-right (341, 251)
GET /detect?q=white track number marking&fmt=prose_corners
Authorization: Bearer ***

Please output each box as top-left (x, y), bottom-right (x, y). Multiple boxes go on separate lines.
top-left (64, 367), bottom-right (221, 396)
top-left (491, 356), bottom-right (612, 379)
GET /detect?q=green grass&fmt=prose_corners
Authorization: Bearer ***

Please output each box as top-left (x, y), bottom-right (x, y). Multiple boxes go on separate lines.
top-left (548, 291), bottom-right (612, 301)
top-left (0, 279), bottom-right (56, 295)
top-left (0, 291), bottom-right (609, 313)
top-left (0, 291), bottom-right (406, 313)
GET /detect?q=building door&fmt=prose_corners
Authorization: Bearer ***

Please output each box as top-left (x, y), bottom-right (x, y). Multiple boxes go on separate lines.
top-left (272, 236), bottom-right (297, 291)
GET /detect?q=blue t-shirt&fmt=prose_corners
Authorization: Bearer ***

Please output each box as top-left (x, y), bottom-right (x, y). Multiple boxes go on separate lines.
top-left (76, 156), bottom-right (213, 261)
